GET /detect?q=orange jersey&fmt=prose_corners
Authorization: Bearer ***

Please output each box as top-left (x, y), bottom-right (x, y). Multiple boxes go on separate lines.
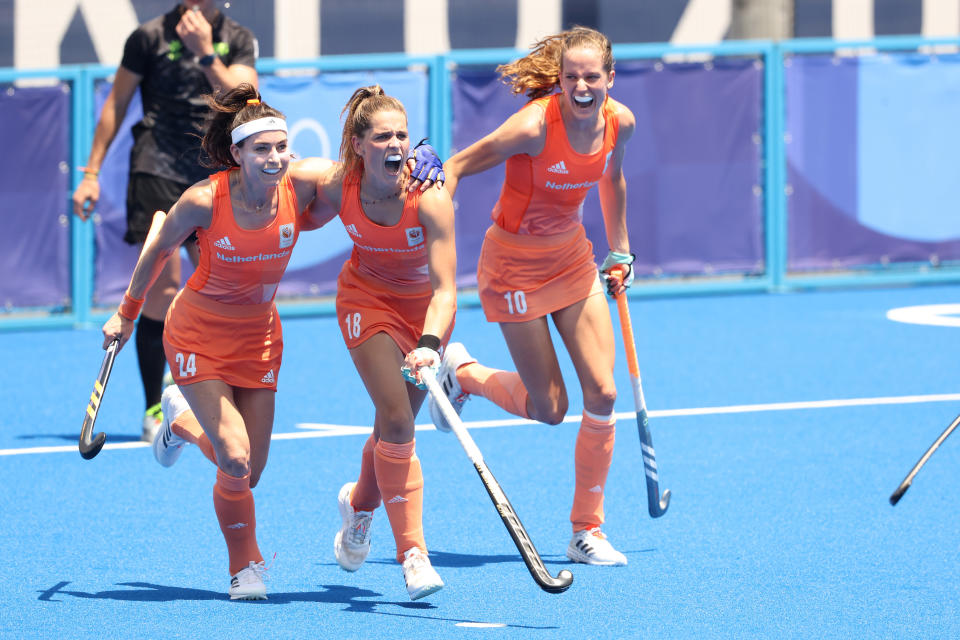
top-left (339, 169), bottom-right (428, 287)
top-left (492, 94), bottom-right (620, 235)
top-left (187, 168), bottom-right (301, 305)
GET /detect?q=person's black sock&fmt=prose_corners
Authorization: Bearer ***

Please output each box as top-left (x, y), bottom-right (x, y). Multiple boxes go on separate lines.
top-left (136, 315), bottom-right (166, 410)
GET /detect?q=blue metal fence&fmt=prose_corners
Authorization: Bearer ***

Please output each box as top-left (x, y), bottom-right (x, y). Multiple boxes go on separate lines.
top-left (3, 36), bottom-right (959, 331)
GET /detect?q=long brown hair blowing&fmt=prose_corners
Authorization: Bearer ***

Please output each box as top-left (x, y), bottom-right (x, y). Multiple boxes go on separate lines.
top-left (497, 26), bottom-right (614, 100)
top-left (201, 83), bottom-right (286, 168)
top-left (338, 85), bottom-right (407, 177)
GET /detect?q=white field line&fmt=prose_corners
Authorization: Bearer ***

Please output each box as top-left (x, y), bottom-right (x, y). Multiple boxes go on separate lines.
top-left (4, 392), bottom-right (960, 457)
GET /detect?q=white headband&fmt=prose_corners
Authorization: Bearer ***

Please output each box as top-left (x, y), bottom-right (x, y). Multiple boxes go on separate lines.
top-left (231, 117), bottom-right (288, 144)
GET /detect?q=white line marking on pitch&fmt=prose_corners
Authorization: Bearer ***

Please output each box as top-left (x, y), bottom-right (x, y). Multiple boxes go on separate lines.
top-left (455, 622), bottom-right (508, 628)
top-left (4, 392), bottom-right (960, 457)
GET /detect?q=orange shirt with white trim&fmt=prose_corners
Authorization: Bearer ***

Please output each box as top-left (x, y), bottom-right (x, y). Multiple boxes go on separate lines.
top-left (339, 168), bottom-right (429, 287)
top-left (187, 168), bottom-right (301, 305)
top-left (492, 93), bottom-right (620, 236)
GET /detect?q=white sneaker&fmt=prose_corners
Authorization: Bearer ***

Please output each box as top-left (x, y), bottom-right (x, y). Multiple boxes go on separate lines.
top-left (401, 547), bottom-right (444, 601)
top-left (141, 403), bottom-right (162, 443)
top-left (334, 482), bottom-right (374, 572)
top-left (153, 385), bottom-right (189, 467)
top-left (566, 527), bottom-right (628, 566)
top-left (428, 342), bottom-right (476, 433)
top-left (229, 560), bottom-right (268, 600)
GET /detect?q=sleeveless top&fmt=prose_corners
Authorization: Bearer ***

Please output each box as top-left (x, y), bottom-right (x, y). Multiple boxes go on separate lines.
top-left (492, 93), bottom-right (620, 235)
top-left (187, 169), bottom-right (300, 305)
top-left (339, 168), bottom-right (429, 287)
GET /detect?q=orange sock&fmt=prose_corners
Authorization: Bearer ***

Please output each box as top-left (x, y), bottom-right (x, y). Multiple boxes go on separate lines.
top-left (458, 363), bottom-right (530, 419)
top-left (351, 434), bottom-right (382, 512)
top-left (213, 469), bottom-right (264, 575)
top-left (374, 439), bottom-right (426, 563)
top-left (570, 410), bottom-right (616, 532)
top-left (171, 411), bottom-right (217, 464)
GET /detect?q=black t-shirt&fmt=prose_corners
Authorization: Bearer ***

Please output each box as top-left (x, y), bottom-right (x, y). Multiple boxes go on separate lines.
top-left (120, 6), bottom-right (257, 184)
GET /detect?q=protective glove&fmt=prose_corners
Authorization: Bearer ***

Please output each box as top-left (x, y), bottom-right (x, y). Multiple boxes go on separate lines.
top-left (600, 251), bottom-right (635, 297)
top-left (408, 138), bottom-right (445, 187)
top-left (401, 347), bottom-right (440, 390)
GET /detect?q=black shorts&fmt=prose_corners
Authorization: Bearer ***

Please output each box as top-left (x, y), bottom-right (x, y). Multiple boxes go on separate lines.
top-left (124, 172), bottom-right (197, 245)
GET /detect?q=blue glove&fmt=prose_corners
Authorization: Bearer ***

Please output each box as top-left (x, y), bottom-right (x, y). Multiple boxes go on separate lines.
top-left (408, 138), bottom-right (445, 186)
top-left (401, 347), bottom-right (440, 390)
top-left (600, 251), bottom-right (635, 297)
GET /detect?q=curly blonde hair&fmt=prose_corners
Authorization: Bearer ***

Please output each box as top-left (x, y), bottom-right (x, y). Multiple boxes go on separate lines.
top-left (497, 26), bottom-right (614, 100)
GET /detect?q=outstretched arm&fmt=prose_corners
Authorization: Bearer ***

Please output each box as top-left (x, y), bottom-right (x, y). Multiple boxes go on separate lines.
top-left (442, 106), bottom-right (545, 196)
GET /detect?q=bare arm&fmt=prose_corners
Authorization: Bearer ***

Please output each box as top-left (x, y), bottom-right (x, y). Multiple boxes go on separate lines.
top-left (416, 188), bottom-right (458, 341)
top-left (597, 104), bottom-right (636, 254)
top-left (72, 66), bottom-right (142, 220)
top-left (443, 106), bottom-right (545, 196)
top-left (287, 157), bottom-right (339, 230)
top-left (102, 184), bottom-right (213, 350)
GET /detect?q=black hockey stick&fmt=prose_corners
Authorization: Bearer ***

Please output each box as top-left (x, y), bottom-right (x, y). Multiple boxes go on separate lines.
top-left (890, 414), bottom-right (960, 506)
top-left (422, 368), bottom-right (573, 594)
top-left (610, 268), bottom-right (670, 517)
top-left (79, 338), bottom-right (119, 459)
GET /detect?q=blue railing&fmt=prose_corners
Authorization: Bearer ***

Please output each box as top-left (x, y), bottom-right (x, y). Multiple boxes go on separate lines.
top-left (3, 36), bottom-right (959, 331)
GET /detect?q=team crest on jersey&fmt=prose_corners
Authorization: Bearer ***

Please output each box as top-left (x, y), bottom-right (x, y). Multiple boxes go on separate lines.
top-left (278, 223), bottom-right (295, 249)
top-left (405, 226), bottom-right (425, 247)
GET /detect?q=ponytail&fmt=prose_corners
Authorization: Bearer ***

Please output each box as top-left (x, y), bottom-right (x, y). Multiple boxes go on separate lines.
top-left (201, 83), bottom-right (285, 168)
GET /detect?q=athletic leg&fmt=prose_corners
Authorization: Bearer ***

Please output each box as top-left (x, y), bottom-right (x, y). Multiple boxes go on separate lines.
top-left (179, 380), bottom-right (272, 594)
top-left (552, 294), bottom-right (626, 565)
top-left (136, 255), bottom-right (177, 442)
top-left (348, 333), bottom-right (441, 599)
top-left (497, 316), bottom-right (569, 424)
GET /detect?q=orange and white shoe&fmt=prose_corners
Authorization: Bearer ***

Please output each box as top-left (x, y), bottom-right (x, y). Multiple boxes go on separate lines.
top-left (334, 482), bottom-right (374, 572)
top-left (401, 547), bottom-right (443, 600)
top-left (229, 560), bottom-right (268, 600)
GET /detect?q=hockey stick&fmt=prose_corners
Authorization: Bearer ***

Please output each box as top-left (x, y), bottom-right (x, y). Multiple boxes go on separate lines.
top-left (610, 267), bottom-right (671, 518)
top-left (422, 368), bottom-right (574, 594)
top-left (889, 414), bottom-right (960, 506)
top-left (79, 338), bottom-right (119, 459)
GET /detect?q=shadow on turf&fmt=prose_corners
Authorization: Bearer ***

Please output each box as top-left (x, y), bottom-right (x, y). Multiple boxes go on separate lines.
top-left (19, 433), bottom-right (143, 443)
top-left (37, 581), bottom-right (559, 627)
top-left (38, 580), bottom-right (431, 610)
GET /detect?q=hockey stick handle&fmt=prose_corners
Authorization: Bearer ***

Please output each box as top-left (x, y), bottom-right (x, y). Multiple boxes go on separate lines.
top-left (610, 267), bottom-right (671, 518)
top-left (890, 413), bottom-right (960, 505)
top-left (422, 368), bottom-right (573, 594)
top-left (78, 338), bottom-right (119, 460)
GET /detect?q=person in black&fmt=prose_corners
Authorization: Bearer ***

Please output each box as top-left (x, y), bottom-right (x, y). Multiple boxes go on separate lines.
top-left (72, 1), bottom-right (258, 442)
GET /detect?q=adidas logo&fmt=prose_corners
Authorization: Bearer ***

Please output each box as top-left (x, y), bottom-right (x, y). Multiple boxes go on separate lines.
top-left (387, 495), bottom-right (408, 504)
top-left (214, 235), bottom-right (235, 250)
top-left (345, 223), bottom-right (361, 238)
top-left (588, 485), bottom-right (603, 493)
top-left (227, 522), bottom-right (248, 529)
top-left (261, 369), bottom-right (275, 384)
top-left (547, 161), bottom-right (569, 174)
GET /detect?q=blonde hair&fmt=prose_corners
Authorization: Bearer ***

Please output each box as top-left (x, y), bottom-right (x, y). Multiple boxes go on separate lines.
top-left (497, 26), bottom-right (614, 100)
top-left (338, 85), bottom-right (407, 176)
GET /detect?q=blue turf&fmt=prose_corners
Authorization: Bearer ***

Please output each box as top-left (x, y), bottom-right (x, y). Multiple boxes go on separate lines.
top-left (2, 285), bottom-right (960, 638)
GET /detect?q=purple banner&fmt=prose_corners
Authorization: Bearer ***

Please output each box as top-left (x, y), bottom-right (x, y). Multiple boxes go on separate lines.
top-left (451, 58), bottom-right (765, 285)
top-left (786, 54), bottom-right (960, 271)
top-left (0, 84), bottom-right (70, 309)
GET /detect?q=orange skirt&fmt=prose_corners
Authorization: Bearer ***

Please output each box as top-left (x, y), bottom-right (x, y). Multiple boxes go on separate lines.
top-left (163, 287), bottom-right (282, 390)
top-left (477, 223), bottom-right (602, 323)
top-left (335, 261), bottom-right (452, 354)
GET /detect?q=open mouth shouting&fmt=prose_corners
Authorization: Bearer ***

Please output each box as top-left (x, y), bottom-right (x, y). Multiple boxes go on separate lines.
top-left (573, 95), bottom-right (595, 110)
top-left (385, 153), bottom-right (403, 174)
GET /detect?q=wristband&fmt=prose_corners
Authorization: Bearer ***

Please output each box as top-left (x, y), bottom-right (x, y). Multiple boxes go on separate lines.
top-left (198, 53), bottom-right (217, 67)
top-left (118, 293), bottom-right (145, 321)
top-left (417, 333), bottom-right (441, 352)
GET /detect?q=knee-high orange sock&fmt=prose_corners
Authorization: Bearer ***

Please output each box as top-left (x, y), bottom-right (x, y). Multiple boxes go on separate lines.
top-left (570, 410), bottom-right (616, 532)
top-left (351, 434), bottom-right (382, 512)
top-left (458, 363), bottom-right (530, 419)
top-left (171, 411), bottom-right (217, 464)
top-left (213, 469), bottom-right (264, 575)
top-left (374, 439), bottom-right (426, 563)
